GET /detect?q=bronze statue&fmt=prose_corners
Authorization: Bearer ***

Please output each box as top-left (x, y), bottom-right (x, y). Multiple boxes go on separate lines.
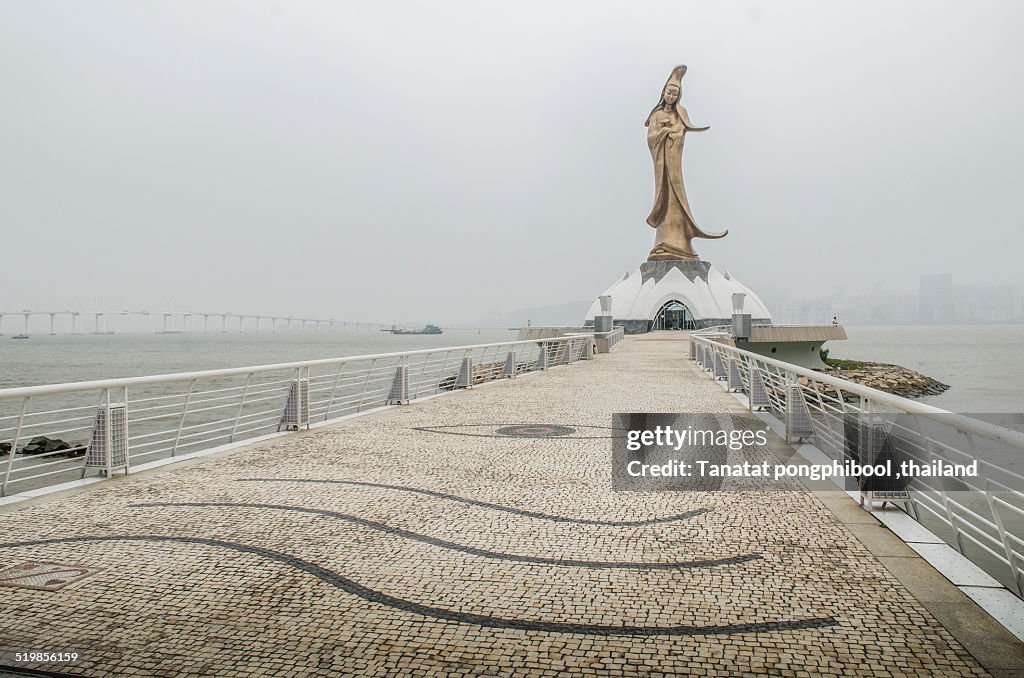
top-left (645, 65), bottom-right (727, 261)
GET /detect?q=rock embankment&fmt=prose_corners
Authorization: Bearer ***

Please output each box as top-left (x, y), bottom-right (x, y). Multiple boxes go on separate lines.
top-left (0, 436), bottom-right (86, 458)
top-left (802, 359), bottom-right (949, 399)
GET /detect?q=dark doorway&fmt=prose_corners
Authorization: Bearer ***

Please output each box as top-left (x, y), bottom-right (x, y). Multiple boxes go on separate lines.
top-left (652, 300), bottom-right (695, 331)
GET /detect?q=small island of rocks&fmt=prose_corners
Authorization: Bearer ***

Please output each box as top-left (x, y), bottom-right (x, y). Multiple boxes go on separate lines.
top-left (809, 355), bottom-right (950, 399)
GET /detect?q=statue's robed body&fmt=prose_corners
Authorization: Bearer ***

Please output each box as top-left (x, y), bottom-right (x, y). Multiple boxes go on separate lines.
top-left (645, 65), bottom-right (727, 261)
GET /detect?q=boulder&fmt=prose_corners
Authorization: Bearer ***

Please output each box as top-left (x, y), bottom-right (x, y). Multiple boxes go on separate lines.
top-left (19, 436), bottom-right (80, 457)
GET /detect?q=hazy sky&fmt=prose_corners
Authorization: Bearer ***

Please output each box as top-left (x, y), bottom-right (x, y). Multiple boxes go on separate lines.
top-left (2, 1), bottom-right (1022, 324)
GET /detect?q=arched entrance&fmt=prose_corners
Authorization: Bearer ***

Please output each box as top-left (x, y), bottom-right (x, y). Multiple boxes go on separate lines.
top-left (652, 300), bottom-right (695, 331)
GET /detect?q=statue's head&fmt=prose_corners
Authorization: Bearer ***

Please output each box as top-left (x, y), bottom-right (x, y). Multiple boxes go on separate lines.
top-left (660, 65), bottom-right (686, 104)
top-left (645, 65), bottom-right (688, 127)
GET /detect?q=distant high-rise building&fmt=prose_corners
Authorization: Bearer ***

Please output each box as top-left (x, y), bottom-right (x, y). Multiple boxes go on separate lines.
top-left (918, 274), bottom-right (953, 323)
top-left (953, 284), bottom-right (1022, 323)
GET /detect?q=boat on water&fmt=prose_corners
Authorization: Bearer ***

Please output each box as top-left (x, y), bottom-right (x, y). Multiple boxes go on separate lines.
top-left (384, 324), bottom-right (443, 335)
top-left (11, 334), bottom-right (29, 339)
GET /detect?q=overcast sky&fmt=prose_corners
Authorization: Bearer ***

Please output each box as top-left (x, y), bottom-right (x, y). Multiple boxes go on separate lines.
top-left (2, 1), bottom-right (1022, 324)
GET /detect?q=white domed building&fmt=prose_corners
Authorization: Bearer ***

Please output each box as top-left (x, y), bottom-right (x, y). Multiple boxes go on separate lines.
top-left (584, 260), bottom-right (771, 333)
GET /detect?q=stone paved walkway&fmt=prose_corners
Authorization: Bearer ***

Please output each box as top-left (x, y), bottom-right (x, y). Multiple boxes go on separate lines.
top-left (0, 335), bottom-right (993, 676)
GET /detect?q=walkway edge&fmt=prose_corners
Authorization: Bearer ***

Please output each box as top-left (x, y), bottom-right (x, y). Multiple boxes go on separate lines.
top-left (705, 366), bottom-right (1024, 673)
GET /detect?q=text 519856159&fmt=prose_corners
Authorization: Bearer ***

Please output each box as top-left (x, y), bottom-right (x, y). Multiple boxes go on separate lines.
top-left (7, 650), bottom-right (83, 665)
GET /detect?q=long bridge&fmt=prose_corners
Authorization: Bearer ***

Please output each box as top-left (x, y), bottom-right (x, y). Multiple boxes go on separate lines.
top-left (0, 309), bottom-right (403, 335)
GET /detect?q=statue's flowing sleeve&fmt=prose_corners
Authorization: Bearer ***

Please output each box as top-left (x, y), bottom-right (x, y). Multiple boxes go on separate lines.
top-left (645, 123), bottom-right (673, 228)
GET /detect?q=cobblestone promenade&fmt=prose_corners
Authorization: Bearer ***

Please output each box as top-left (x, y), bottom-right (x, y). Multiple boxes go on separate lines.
top-left (0, 335), bottom-right (999, 676)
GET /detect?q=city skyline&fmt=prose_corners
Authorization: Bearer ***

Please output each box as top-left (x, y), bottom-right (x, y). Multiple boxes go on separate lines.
top-left (763, 273), bottom-right (1023, 326)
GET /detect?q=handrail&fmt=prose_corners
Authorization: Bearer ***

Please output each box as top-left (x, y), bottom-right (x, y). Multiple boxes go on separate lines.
top-left (1, 333), bottom-right (601, 498)
top-left (0, 336), bottom-right (582, 400)
top-left (691, 333), bottom-right (1024, 450)
top-left (690, 331), bottom-right (1024, 597)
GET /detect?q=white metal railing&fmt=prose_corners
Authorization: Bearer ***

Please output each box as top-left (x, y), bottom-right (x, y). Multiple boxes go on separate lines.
top-left (571, 327), bottom-right (623, 353)
top-left (588, 327), bottom-right (625, 349)
top-left (690, 331), bottom-right (1024, 597)
top-left (0, 335), bottom-right (597, 498)
top-left (607, 326), bottom-right (625, 349)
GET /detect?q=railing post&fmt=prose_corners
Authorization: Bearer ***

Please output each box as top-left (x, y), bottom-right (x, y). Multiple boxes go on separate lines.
top-left (80, 390), bottom-right (103, 478)
top-left (748, 366), bottom-right (770, 411)
top-left (983, 481), bottom-right (1024, 596)
top-left (537, 342), bottom-right (548, 370)
top-left (930, 443), bottom-right (966, 555)
top-left (387, 362), bottom-right (411, 403)
top-left (356, 359), bottom-right (376, 412)
top-left (713, 352), bottom-right (727, 380)
top-left (455, 356), bottom-right (473, 389)
top-left (503, 349), bottom-right (517, 377)
top-left (122, 386), bottom-right (131, 473)
top-left (785, 383), bottom-right (814, 443)
top-left (1, 397), bottom-right (28, 496)
top-left (84, 388), bottom-right (129, 478)
top-left (727, 357), bottom-right (742, 391)
top-left (433, 350), bottom-right (452, 395)
top-left (480, 346), bottom-right (497, 382)
top-left (899, 418), bottom-right (925, 523)
top-left (412, 353), bottom-right (431, 399)
top-left (104, 388), bottom-right (113, 477)
top-left (581, 337), bottom-right (595, 360)
top-left (230, 373), bottom-right (254, 440)
top-left (561, 338), bottom-right (575, 365)
top-left (171, 379), bottom-right (196, 457)
top-left (323, 366), bottom-right (344, 422)
top-left (279, 368), bottom-right (311, 429)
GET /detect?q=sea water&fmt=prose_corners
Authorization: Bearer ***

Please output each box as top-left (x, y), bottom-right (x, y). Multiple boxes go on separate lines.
top-left (2, 324), bottom-right (1022, 411)
top-left (833, 324), bottom-right (1024, 413)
